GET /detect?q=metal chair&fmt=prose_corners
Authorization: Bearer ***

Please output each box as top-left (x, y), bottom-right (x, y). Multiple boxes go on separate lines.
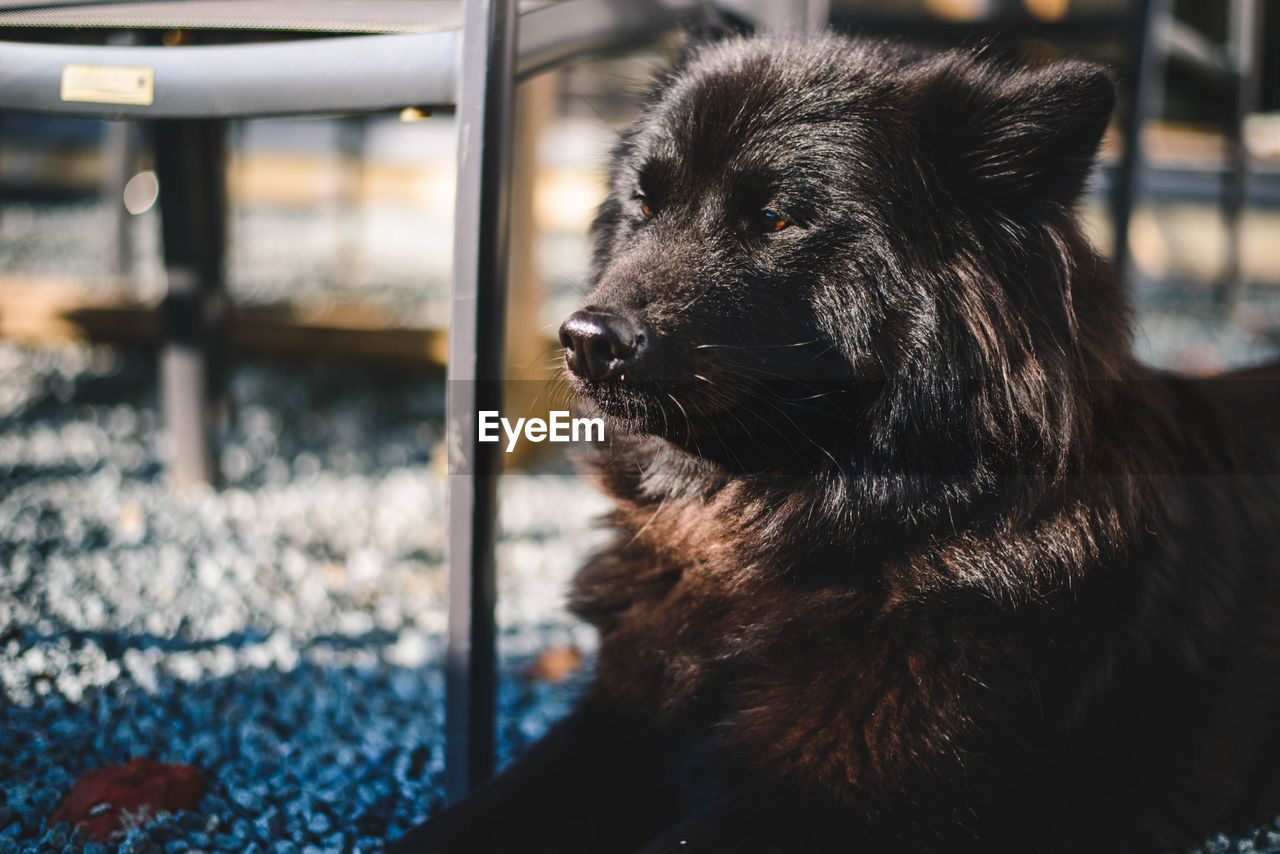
top-left (830, 0), bottom-right (1265, 307)
top-left (0, 0), bottom-right (833, 802)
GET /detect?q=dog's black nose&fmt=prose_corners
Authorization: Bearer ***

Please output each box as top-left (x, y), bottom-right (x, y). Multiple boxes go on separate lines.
top-left (559, 309), bottom-right (646, 381)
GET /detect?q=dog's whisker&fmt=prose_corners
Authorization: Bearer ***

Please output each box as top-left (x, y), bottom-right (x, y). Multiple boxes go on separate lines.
top-left (693, 339), bottom-right (823, 351)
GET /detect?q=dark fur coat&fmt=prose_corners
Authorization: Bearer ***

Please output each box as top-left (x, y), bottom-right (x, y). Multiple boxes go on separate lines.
top-left (396, 32), bottom-right (1280, 853)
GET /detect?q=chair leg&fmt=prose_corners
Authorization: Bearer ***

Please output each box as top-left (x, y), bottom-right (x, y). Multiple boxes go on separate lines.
top-left (102, 31), bottom-right (141, 281)
top-left (445, 0), bottom-right (518, 802)
top-left (1219, 0), bottom-right (1262, 312)
top-left (1113, 0), bottom-right (1164, 285)
top-left (101, 121), bottom-right (139, 279)
top-left (743, 0), bottom-right (828, 31)
top-left (153, 120), bottom-right (228, 488)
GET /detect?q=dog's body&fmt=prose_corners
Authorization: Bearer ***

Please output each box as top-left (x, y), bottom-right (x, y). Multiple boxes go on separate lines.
top-left (397, 33), bottom-right (1280, 852)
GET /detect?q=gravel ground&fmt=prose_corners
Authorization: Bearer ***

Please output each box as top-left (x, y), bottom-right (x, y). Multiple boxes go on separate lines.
top-left (0, 341), bottom-right (607, 851)
top-left (1, 292), bottom-right (1278, 850)
top-left (6, 344), bottom-right (1280, 854)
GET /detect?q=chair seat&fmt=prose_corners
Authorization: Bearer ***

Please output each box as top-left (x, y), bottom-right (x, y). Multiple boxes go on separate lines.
top-left (0, 0), bottom-right (695, 118)
top-left (0, 1), bottom-right (549, 35)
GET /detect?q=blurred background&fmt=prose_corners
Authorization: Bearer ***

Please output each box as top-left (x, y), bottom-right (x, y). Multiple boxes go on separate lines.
top-left (1, 0), bottom-right (1278, 850)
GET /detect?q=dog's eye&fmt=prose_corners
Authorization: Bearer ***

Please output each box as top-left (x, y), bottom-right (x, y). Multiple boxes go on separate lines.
top-left (637, 196), bottom-right (655, 220)
top-left (758, 210), bottom-right (790, 233)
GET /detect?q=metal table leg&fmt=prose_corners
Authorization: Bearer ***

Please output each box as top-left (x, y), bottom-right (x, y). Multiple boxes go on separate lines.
top-left (102, 31), bottom-right (140, 280)
top-left (1220, 0), bottom-right (1261, 311)
top-left (154, 120), bottom-right (228, 488)
top-left (1113, 0), bottom-right (1163, 283)
top-left (102, 120), bottom-right (139, 279)
top-left (445, 0), bottom-right (518, 803)
top-left (731, 0), bottom-right (827, 31)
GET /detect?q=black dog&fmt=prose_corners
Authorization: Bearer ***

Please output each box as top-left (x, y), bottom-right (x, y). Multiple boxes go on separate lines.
top-left (396, 33), bottom-right (1280, 852)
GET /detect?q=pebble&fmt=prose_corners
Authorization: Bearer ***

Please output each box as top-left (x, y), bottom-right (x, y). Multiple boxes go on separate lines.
top-left (1, 341), bottom-right (600, 850)
top-left (3, 297), bottom-right (1276, 851)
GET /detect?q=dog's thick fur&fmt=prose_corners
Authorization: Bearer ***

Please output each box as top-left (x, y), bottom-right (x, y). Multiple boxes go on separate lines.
top-left (397, 33), bottom-right (1280, 852)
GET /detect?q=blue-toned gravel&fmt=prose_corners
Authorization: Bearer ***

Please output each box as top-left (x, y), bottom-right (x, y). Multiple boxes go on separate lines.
top-left (0, 341), bottom-right (601, 852)
top-left (4, 333), bottom-right (1280, 853)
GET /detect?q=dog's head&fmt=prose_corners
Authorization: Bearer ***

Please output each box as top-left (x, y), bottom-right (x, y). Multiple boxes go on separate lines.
top-left (561, 34), bottom-right (1122, 491)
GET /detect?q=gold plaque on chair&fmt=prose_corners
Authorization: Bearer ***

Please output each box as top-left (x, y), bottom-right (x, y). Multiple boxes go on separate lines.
top-left (60, 65), bottom-right (155, 106)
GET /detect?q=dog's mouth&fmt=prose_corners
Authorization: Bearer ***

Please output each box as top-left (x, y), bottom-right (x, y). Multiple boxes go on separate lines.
top-left (557, 306), bottom-right (749, 441)
top-left (570, 372), bottom-right (868, 471)
top-left (559, 308), bottom-right (865, 457)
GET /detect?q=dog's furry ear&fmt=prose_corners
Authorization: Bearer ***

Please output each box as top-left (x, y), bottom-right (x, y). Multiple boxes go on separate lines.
top-left (671, 7), bottom-right (753, 70)
top-left (908, 57), bottom-right (1115, 217)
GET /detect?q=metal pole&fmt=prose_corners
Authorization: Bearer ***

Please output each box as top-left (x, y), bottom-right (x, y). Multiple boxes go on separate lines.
top-left (1113, 0), bottom-right (1163, 284)
top-left (741, 0), bottom-right (827, 31)
top-left (1219, 0), bottom-right (1261, 311)
top-left (154, 120), bottom-right (228, 488)
top-left (805, 0), bottom-right (830, 32)
top-left (445, 0), bottom-right (517, 802)
top-left (102, 31), bottom-right (139, 280)
top-left (101, 120), bottom-right (138, 279)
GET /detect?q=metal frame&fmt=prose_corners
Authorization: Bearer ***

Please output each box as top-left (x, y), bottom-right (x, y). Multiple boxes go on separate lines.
top-left (0, 0), bottom-right (706, 495)
top-left (0, 32), bottom-right (459, 118)
top-left (830, 1), bottom-right (1264, 306)
top-left (439, 0), bottom-right (819, 799)
top-left (1112, 0), bottom-right (1163, 288)
top-left (444, 0), bottom-right (516, 804)
top-left (0, 0), bottom-right (698, 118)
top-left (1116, 0), bottom-right (1263, 307)
top-left (153, 119), bottom-right (228, 487)
top-left (722, 0), bottom-right (827, 33)
top-left (0, 0), bottom-right (720, 799)
top-left (1221, 0), bottom-right (1264, 309)
top-left (828, 3), bottom-right (1159, 282)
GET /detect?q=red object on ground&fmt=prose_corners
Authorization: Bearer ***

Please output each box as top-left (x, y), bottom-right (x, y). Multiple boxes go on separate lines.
top-left (50, 757), bottom-right (205, 842)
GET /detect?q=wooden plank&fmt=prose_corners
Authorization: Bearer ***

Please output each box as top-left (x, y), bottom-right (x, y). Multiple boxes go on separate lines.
top-left (0, 277), bottom-right (455, 368)
top-left (502, 72), bottom-right (557, 469)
